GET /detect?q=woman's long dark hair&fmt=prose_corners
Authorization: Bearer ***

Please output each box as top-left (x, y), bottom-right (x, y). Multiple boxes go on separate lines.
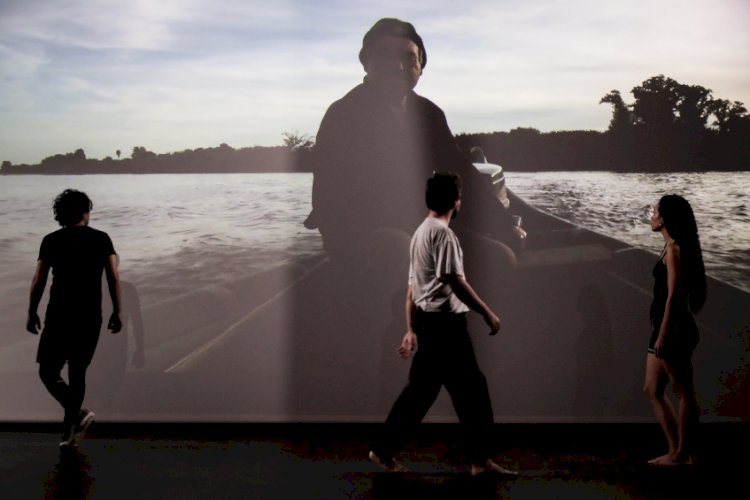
top-left (659, 194), bottom-right (707, 313)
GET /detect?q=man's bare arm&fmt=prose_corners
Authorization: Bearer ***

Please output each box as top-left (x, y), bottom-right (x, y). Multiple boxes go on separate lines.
top-left (26, 260), bottom-right (50, 334)
top-left (399, 286), bottom-right (418, 358)
top-left (442, 274), bottom-right (500, 334)
top-left (105, 254), bottom-right (123, 333)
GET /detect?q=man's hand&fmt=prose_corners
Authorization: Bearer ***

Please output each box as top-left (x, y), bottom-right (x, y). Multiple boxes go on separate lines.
top-left (512, 225), bottom-right (527, 240)
top-left (398, 331), bottom-right (418, 359)
top-left (108, 312), bottom-right (122, 334)
top-left (483, 310), bottom-right (501, 335)
top-left (26, 312), bottom-right (41, 334)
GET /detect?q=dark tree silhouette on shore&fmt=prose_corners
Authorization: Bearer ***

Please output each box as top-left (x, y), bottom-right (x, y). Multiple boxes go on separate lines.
top-left (601, 75), bottom-right (750, 171)
top-left (458, 74), bottom-right (749, 173)
top-left (2, 75), bottom-right (748, 175)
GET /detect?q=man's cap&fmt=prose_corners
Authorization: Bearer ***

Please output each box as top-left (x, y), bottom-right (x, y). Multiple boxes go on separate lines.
top-left (358, 18), bottom-right (427, 69)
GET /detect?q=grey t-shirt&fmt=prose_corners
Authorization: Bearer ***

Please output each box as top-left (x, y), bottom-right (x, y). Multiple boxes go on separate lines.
top-left (408, 217), bottom-right (470, 313)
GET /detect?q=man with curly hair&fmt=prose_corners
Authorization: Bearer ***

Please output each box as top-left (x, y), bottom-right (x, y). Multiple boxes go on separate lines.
top-left (27, 189), bottom-right (122, 448)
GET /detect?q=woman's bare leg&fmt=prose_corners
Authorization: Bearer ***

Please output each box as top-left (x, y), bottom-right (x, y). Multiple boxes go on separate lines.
top-left (665, 359), bottom-right (699, 463)
top-left (643, 353), bottom-right (678, 463)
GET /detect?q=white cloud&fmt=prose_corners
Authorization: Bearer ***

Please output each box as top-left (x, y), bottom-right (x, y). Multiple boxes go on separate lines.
top-left (1, 0), bottom-right (748, 164)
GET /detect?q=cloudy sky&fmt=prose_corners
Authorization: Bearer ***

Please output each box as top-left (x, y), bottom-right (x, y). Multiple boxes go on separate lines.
top-left (1, 0), bottom-right (748, 165)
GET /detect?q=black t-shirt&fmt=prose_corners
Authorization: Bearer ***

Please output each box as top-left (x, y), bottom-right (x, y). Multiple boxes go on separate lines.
top-left (39, 225), bottom-right (116, 321)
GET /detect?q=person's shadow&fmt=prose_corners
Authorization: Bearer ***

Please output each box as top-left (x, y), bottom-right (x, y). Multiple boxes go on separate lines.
top-left (43, 448), bottom-right (94, 499)
top-left (88, 271), bottom-right (146, 417)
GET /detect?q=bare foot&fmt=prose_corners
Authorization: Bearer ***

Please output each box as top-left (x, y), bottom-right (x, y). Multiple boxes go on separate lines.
top-left (368, 450), bottom-right (410, 472)
top-left (647, 453), bottom-right (673, 465)
top-left (647, 453), bottom-right (692, 466)
top-left (470, 459), bottom-right (519, 477)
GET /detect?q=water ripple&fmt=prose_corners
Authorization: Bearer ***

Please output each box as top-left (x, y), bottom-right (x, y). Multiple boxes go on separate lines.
top-left (508, 171), bottom-right (750, 293)
top-left (1, 171), bottom-right (747, 294)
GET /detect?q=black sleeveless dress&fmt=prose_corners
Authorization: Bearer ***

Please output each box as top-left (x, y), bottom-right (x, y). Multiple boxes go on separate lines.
top-left (648, 255), bottom-right (699, 359)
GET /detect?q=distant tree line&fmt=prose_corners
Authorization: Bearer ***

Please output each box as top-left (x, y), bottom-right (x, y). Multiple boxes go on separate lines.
top-left (0, 140), bottom-right (311, 175)
top-left (2, 75), bottom-right (748, 175)
top-left (458, 75), bottom-right (750, 172)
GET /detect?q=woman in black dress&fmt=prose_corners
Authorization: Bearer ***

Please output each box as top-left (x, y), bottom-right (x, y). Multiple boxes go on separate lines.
top-left (644, 194), bottom-right (706, 466)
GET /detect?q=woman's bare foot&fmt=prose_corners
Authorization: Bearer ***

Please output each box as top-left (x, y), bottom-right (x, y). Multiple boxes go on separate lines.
top-left (648, 453), bottom-right (693, 466)
top-left (368, 450), bottom-right (410, 472)
top-left (470, 459), bottom-right (519, 477)
top-left (648, 453), bottom-right (672, 465)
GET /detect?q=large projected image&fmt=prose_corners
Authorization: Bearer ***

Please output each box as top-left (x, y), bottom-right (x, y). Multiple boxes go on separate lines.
top-left (1, 4), bottom-right (749, 426)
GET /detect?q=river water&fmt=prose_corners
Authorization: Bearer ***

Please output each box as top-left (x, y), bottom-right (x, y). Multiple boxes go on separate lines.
top-left (1, 171), bottom-right (748, 308)
top-left (507, 171), bottom-right (749, 293)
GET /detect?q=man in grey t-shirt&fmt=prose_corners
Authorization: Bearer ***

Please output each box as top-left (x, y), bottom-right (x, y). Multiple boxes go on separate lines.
top-left (369, 172), bottom-right (517, 476)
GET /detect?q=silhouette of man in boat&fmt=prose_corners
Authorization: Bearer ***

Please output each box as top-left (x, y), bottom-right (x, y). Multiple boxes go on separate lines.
top-left (304, 17), bottom-right (525, 293)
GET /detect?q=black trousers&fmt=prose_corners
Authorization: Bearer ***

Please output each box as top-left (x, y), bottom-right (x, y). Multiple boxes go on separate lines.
top-left (37, 318), bottom-right (101, 427)
top-left (372, 310), bottom-right (495, 465)
top-left (39, 359), bottom-right (89, 426)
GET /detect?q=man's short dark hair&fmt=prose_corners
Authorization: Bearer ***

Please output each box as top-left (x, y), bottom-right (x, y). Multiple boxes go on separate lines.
top-left (53, 189), bottom-right (92, 227)
top-left (426, 172), bottom-right (461, 214)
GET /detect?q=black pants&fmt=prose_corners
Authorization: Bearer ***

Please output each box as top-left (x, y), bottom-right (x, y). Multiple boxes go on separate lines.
top-left (371, 311), bottom-right (495, 465)
top-left (37, 318), bottom-right (100, 426)
top-left (39, 360), bottom-right (89, 426)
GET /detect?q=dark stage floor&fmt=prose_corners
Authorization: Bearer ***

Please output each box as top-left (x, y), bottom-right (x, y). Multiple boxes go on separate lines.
top-left (1, 422), bottom-right (746, 499)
